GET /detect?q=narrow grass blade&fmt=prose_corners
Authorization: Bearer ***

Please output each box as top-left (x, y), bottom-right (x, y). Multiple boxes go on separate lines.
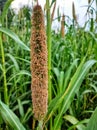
top-left (53, 59), bottom-right (96, 130)
top-left (8, 70), bottom-right (31, 82)
top-left (0, 64), bottom-right (3, 71)
top-left (17, 99), bottom-right (24, 118)
top-left (88, 32), bottom-right (97, 42)
top-left (63, 59), bottom-right (78, 91)
top-left (46, 58), bottom-right (85, 123)
top-left (50, 0), bottom-right (56, 7)
top-left (0, 100), bottom-right (26, 130)
top-left (53, 68), bottom-right (64, 93)
top-left (64, 115), bottom-right (86, 130)
top-left (85, 107), bottom-right (97, 130)
top-left (1, 0), bottom-right (13, 23)
top-left (6, 53), bottom-right (19, 71)
top-left (0, 27), bottom-right (30, 51)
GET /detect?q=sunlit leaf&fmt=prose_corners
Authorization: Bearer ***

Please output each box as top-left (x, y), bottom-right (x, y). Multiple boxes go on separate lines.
top-left (64, 115), bottom-right (86, 130)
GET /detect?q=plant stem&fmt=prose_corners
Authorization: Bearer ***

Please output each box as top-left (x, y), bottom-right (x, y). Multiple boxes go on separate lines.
top-left (46, 0), bottom-right (52, 105)
top-left (46, 0), bottom-right (52, 129)
top-left (37, 120), bottom-right (43, 130)
top-left (0, 33), bottom-right (8, 105)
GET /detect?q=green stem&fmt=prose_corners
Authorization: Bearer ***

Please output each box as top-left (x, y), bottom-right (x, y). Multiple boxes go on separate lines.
top-left (46, 0), bottom-right (52, 129)
top-left (37, 120), bottom-right (43, 130)
top-left (46, 0), bottom-right (52, 105)
top-left (0, 33), bottom-right (8, 105)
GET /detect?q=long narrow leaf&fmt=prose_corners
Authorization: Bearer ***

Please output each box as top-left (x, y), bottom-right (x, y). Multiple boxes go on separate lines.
top-left (64, 115), bottom-right (86, 130)
top-left (63, 59), bottom-right (78, 91)
top-left (6, 53), bottom-right (19, 71)
top-left (0, 100), bottom-right (26, 130)
top-left (0, 27), bottom-right (30, 51)
top-left (53, 59), bottom-right (96, 129)
top-left (8, 70), bottom-right (31, 83)
top-left (85, 107), bottom-right (97, 130)
top-left (0, 0), bottom-right (13, 23)
top-left (45, 58), bottom-right (84, 123)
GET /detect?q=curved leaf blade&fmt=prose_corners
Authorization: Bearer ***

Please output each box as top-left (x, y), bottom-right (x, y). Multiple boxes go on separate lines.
top-left (85, 107), bottom-right (97, 130)
top-left (0, 100), bottom-right (26, 130)
top-left (1, 0), bottom-right (13, 23)
top-left (53, 59), bottom-right (96, 130)
top-left (6, 53), bottom-right (19, 71)
top-left (64, 115), bottom-right (86, 130)
top-left (0, 27), bottom-right (30, 51)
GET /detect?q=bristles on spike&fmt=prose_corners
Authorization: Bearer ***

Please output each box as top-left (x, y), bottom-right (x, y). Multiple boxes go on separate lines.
top-left (30, 5), bottom-right (48, 121)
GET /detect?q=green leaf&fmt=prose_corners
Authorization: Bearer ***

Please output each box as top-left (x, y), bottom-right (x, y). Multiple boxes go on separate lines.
top-left (53, 59), bottom-right (96, 129)
top-left (53, 68), bottom-right (64, 92)
top-left (0, 0), bottom-right (13, 23)
top-left (47, 57), bottom-right (96, 130)
top-left (53, 67), bottom-right (59, 79)
top-left (50, 0), bottom-right (56, 7)
top-left (64, 115), bottom-right (86, 130)
top-left (85, 107), bottom-right (97, 130)
top-left (8, 70), bottom-right (31, 83)
top-left (0, 64), bottom-right (3, 71)
top-left (17, 99), bottom-right (24, 118)
top-left (0, 100), bottom-right (26, 130)
top-left (88, 32), bottom-right (97, 42)
top-left (46, 58), bottom-right (85, 123)
top-left (63, 59), bottom-right (78, 91)
top-left (0, 27), bottom-right (30, 51)
top-left (58, 71), bottom-right (64, 93)
top-left (22, 108), bottom-right (32, 124)
top-left (6, 53), bottom-right (19, 71)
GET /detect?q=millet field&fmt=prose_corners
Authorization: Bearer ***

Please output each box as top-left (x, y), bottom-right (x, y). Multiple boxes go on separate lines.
top-left (0, 0), bottom-right (97, 130)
